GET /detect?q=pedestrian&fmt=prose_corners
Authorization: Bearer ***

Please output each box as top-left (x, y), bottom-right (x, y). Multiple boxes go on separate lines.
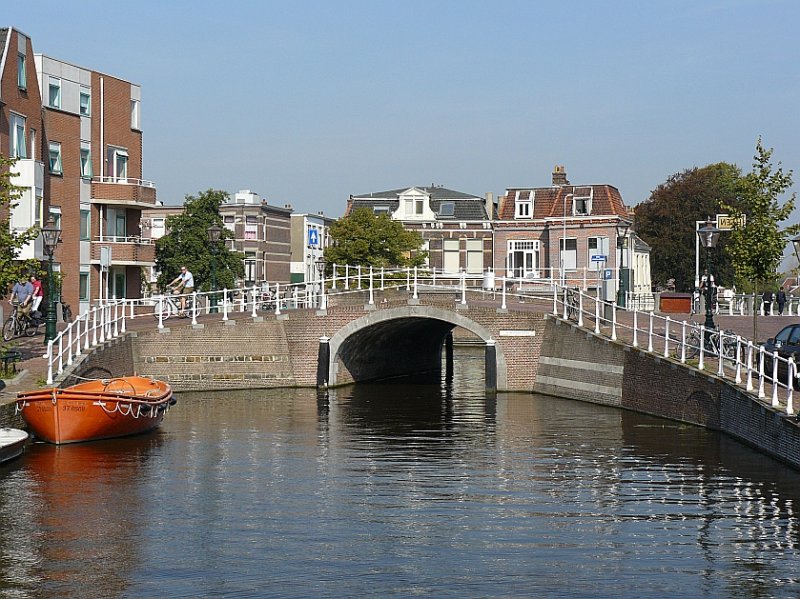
top-left (30, 275), bottom-right (43, 312)
top-left (777, 287), bottom-right (787, 315)
top-left (9, 276), bottom-right (34, 317)
top-left (762, 289), bottom-right (774, 315)
top-left (168, 266), bottom-right (195, 316)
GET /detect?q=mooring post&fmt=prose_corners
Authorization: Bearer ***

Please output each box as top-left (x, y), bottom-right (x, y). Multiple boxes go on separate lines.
top-left (485, 338), bottom-right (497, 394)
top-left (317, 336), bottom-right (331, 388)
top-left (445, 331), bottom-right (454, 380)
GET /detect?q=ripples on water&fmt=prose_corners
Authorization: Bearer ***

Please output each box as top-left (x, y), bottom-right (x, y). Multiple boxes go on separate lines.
top-left (1, 348), bottom-right (799, 598)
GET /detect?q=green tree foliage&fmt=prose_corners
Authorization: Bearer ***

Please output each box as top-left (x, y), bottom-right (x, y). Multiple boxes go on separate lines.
top-left (634, 163), bottom-right (741, 291)
top-left (154, 189), bottom-right (244, 291)
top-left (0, 154), bottom-right (41, 294)
top-left (325, 208), bottom-right (427, 269)
top-left (724, 138), bottom-right (798, 292)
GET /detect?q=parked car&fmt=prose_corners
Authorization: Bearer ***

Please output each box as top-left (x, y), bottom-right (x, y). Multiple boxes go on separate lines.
top-left (762, 324), bottom-right (800, 382)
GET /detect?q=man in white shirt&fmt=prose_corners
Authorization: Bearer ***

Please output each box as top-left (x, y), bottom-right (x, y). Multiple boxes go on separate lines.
top-left (169, 266), bottom-right (195, 315)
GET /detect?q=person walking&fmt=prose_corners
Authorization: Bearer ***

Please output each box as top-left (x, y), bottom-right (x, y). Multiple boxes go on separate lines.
top-left (30, 275), bottom-right (43, 312)
top-left (777, 288), bottom-right (787, 315)
top-left (762, 289), bottom-right (774, 315)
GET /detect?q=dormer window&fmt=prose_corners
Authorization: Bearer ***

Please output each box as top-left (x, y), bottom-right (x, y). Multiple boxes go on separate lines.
top-left (374, 206), bottom-right (390, 215)
top-left (572, 187), bottom-right (593, 216)
top-left (515, 190), bottom-right (533, 219)
top-left (438, 202), bottom-right (454, 217)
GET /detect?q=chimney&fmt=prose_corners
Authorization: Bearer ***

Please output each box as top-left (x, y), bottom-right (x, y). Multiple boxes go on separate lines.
top-left (484, 192), bottom-right (494, 218)
top-left (552, 165), bottom-right (569, 187)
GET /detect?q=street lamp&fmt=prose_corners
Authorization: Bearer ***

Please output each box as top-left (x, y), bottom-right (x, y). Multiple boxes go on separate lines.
top-left (615, 220), bottom-right (631, 306)
top-left (41, 217), bottom-right (62, 343)
top-left (697, 220), bottom-right (721, 336)
top-left (207, 225), bottom-right (222, 313)
top-left (792, 234), bottom-right (800, 279)
top-left (315, 257), bottom-right (326, 309)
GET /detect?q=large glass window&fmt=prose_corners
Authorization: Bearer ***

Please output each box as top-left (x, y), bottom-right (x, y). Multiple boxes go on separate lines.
top-left (443, 239), bottom-right (460, 273)
top-left (10, 113), bottom-right (26, 158)
top-left (507, 240), bottom-right (539, 278)
top-left (106, 207), bottom-right (127, 239)
top-left (49, 142), bottom-right (63, 175)
top-left (466, 239), bottom-right (483, 274)
top-left (106, 147), bottom-right (128, 181)
top-left (17, 53), bottom-right (26, 90)
top-left (48, 78), bottom-right (61, 108)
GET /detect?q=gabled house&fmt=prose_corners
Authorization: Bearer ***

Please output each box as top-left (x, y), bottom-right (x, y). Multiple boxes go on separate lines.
top-left (495, 166), bottom-right (651, 305)
top-left (346, 186), bottom-right (494, 276)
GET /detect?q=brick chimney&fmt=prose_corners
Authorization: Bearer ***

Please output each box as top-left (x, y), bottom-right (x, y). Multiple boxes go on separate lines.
top-left (552, 165), bottom-right (569, 187)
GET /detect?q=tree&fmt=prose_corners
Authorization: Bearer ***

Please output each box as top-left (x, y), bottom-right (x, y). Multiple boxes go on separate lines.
top-left (154, 189), bottom-right (244, 291)
top-left (325, 208), bottom-right (427, 269)
top-left (725, 138), bottom-right (798, 292)
top-left (634, 163), bottom-right (741, 291)
top-left (0, 154), bottom-right (41, 294)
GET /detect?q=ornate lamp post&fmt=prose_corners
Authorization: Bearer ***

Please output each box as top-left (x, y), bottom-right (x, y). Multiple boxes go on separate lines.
top-left (697, 220), bottom-right (721, 337)
top-left (615, 220), bottom-right (631, 307)
top-left (315, 257), bottom-right (326, 309)
top-left (207, 225), bottom-right (222, 313)
top-left (41, 217), bottom-right (62, 343)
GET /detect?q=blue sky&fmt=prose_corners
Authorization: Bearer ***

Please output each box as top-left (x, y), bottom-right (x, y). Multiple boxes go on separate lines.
top-left (17, 0), bottom-right (799, 217)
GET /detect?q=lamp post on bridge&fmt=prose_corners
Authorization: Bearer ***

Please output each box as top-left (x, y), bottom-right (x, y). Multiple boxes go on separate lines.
top-left (207, 225), bottom-right (222, 313)
top-left (41, 217), bottom-right (62, 344)
top-left (697, 220), bottom-right (721, 344)
top-left (315, 257), bottom-right (326, 309)
top-left (615, 220), bottom-right (630, 307)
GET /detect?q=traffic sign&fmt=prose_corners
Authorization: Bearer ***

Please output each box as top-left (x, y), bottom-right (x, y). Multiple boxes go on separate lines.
top-left (307, 228), bottom-right (319, 247)
top-left (591, 255), bottom-right (606, 262)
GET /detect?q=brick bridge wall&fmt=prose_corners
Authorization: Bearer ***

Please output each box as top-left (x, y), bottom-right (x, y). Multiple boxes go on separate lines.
top-left (535, 316), bottom-right (800, 469)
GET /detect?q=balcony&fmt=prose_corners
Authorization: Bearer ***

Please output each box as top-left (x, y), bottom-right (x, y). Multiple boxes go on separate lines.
top-left (90, 176), bottom-right (157, 208)
top-left (90, 236), bottom-right (155, 266)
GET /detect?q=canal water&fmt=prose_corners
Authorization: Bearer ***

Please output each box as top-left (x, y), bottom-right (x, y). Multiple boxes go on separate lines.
top-left (1, 349), bottom-right (800, 598)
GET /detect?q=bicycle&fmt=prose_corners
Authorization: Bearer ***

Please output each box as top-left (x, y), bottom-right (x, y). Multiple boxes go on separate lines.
top-left (565, 287), bottom-right (580, 322)
top-left (3, 308), bottom-right (40, 341)
top-left (152, 292), bottom-right (197, 320)
top-left (62, 302), bottom-right (73, 322)
top-left (680, 325), bottom-right (737, 360)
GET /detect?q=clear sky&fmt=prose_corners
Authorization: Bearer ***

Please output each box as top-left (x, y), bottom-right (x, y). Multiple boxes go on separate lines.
top-left (16, 0), bottom-right (799, 217)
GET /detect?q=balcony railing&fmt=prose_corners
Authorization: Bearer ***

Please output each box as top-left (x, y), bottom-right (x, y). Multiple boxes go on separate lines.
top-left (91, 236), bottom-right (155, 264)
top-left (91, 176), bottom-right (157, 205)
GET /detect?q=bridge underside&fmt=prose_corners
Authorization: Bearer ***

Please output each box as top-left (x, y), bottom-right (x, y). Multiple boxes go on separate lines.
top-left (336, 317), bottom-right (457, 383)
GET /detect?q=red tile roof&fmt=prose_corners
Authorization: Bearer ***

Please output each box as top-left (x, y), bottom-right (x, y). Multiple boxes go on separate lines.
top-left (497, 184), bottom-right (629, 220)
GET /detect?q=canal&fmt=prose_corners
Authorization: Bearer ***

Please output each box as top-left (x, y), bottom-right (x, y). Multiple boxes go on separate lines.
top-left (1, 348), bottom-right (799, 597)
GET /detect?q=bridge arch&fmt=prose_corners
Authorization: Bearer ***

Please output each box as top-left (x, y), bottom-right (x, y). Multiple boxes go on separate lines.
top-left (324, 306), bottom-right (507, 388)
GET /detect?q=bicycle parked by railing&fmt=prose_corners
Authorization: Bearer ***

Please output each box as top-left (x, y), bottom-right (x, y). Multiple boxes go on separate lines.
top-left (680, 324), bottom-right (737, 360)
top-left (3, 308), bottom-right (41, 341)
top-left (152, 293), bottom-right (197, 320)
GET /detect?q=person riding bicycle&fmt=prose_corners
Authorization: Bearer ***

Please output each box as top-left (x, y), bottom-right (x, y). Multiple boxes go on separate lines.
top-left (168, 266), bottom-right (194, 316)
top-left (30, 275), bottom-right (43, 312)
top-left (9, 276), bottom-right (34, 319)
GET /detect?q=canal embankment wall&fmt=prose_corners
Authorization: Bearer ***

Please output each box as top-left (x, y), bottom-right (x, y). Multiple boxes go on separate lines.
top-left (535, 315), bottom-right (800, 469)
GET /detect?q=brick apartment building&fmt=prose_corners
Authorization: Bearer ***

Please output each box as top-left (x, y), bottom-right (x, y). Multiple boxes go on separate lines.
top-left (1, 26), bottom-right (156, 314)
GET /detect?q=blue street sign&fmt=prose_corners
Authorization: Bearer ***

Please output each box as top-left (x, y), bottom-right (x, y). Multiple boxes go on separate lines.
top-left (308, 228), bottom-right (319, 247)
top-left (591, 254), bottom-right (606, 262)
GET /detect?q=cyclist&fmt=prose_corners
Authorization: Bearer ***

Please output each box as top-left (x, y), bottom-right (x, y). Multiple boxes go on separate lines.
top-left (168, 266), bottom-right (194, 316)
top-left (30, 275), bottom-right (43, 312)
top-left (9, 276), bottom-right (34, 319)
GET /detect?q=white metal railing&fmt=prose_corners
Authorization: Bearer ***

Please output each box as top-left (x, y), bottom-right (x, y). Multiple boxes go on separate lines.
top-left (93, 175), bottom-right (155, 188)
top-left (94, 235), bottom-right (154, 245)
top-left (43, 265), bottom-right (797, 418)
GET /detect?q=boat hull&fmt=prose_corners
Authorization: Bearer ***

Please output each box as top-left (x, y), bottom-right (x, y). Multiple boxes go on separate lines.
top-left (0, 428), bottom-right (28, 463)
top-left (16, 376), bottom-right (173, 445)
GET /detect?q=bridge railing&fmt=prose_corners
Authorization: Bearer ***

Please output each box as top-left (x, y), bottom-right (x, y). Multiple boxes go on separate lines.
top-left (42, 266), bottom-right (797, 417)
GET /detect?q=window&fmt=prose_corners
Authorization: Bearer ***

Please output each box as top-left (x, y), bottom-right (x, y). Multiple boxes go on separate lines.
top-left (587, 236), bottom-right (609, 270)
top-left (151, 218), bottom-right (165, 238)
top-left (105, 207), bottom-right (126, 239)
top-left (106, 147), bottom-right (128, 181)
top-left (244, 252), bottom-right (256, 284)
top-left (48, 78), bottom-right (61, 108)
top-left (131, 99), bottom-right (140, 129)
top-left (507, 240), bottom-right (539, 278)
top-left (49, 208), bottom-right (62, 231)
top-left (80, 90), bottom-right (91, 116)
top-left (80, 210), bottom-right (90, 240)
top-left (415, 199), bottom-right (423, 215)
top-left (438, 202), bottom-right (455, 217)
top-left (572, 187), bottom-right (593, 216)
top-left (79, 273), bottom-right (90, 301)
top-left (443, 239), bottom-right (460, 273)
top-left (80, 145), bottom-right (92, 178)
top-left (10, 113), bottom-right (26, 158)
top-left (514, 191), bottom-right (533, 219)
top-left (560, 238), bottom-right (577, 271)
top-left (49, 142), bottom-right (63, 175)
top-left (373, 206), bottom-right (389, 215)
top-left (223, 215), bottom-right (235, 232)
top-left (245, 215), bottom-right (258, 240)
top-left (466, 239), bottom-right (483, 274)
top-left (17, 53), bottom-right (26, 90)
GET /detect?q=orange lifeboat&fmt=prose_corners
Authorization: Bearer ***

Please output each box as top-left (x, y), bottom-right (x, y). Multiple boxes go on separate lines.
top-left (16, 376), bottom-right (175, 445)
